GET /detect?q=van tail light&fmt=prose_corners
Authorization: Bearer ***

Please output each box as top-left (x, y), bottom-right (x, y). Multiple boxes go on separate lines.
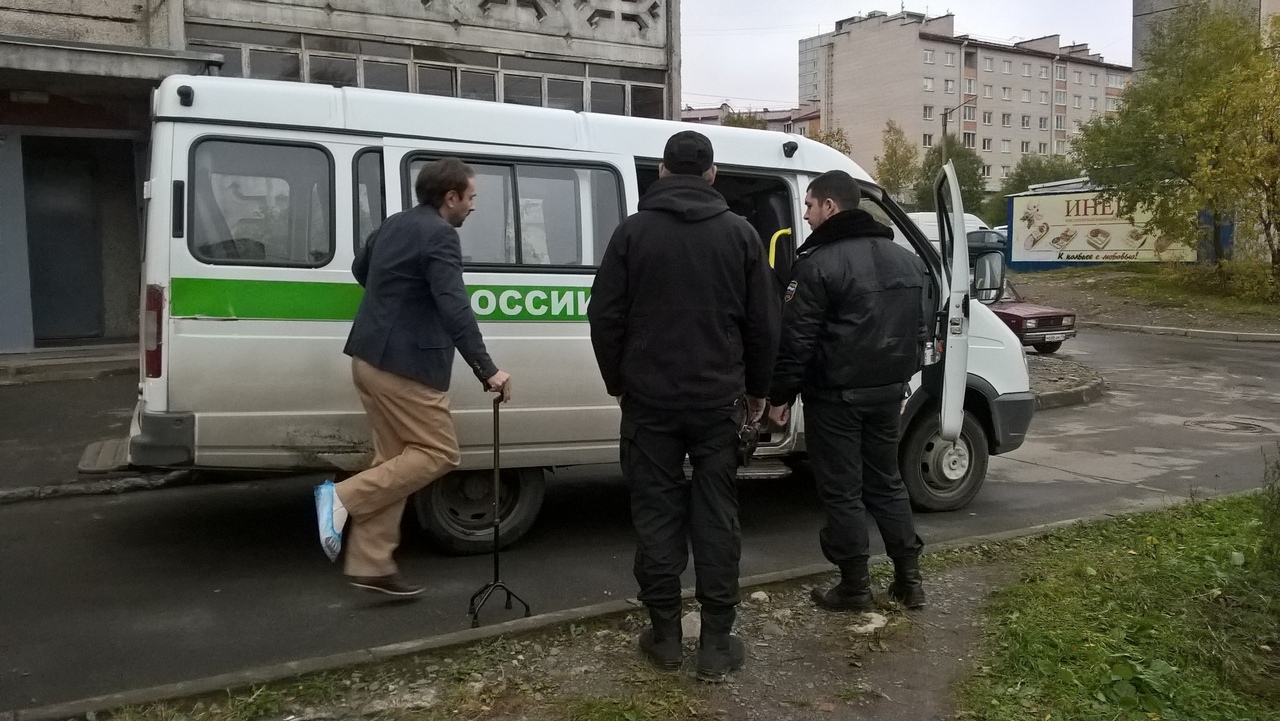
top-left (144, 284), bottom-right (164, 379)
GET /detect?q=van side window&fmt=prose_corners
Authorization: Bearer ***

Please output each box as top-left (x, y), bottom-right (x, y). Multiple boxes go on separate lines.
top-left (354, 149), bottom-right (384, 251)
top-left (405, 157), bottom-right (621, 267)
top-left (189, 139), bottom-right (334, 267)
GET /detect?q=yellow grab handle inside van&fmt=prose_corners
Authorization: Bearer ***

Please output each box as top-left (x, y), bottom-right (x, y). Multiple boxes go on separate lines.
top-left (768, 228), bottom-right (792, 269)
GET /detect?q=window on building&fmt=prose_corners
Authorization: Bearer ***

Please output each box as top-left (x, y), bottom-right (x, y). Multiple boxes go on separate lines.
top-left (1039, 142), bottom-right (1048, 155)
top-left (503, 74), bottom-right (543, 106)
top-left (1022, 89), bottom-right (1032, 102)
top-left (965, 78), bottom-right (976, 94)
top-left (591, 82), bottom-right (626, 115)
top-left (354, 149), bottom-right (384, 251)
top-left (1055, 90), bottom-right (1067, 105)
top-left (923, 105), bottom-right (935, 120)
top-left (189, 139), bottom-right (333, 267)
top-left (1106, 96), bottom-right (1121, 111)
top-left (963, 132), bottom-right (976, 148)
top-left (630, 85), bottom-right (664, 119)
top-left (984, 84), bottom-right (993, 98)
top-left (1001, 112), bottom-right (1012, 127)
top-left (543, 79), bottom-right (582, 111)
top-left (1040, 116), bottom-right (1049, 130)
top-left (1055, 65), bottom-right (1067, 81)
top-left (923, 77), bottom-right (935, 91)
top-left (1002, 165), bottom-right (1011, 178)
top-left (363, 61), bottom-right (409, 92)
top-left (1073, 119), bottom-right (1083, 132)
top-left (1107, 72), bottom-right (1126, 88)
top-left (944, 79), bottom-right (956, 93)
top-left (1021, 140), bottom-right (1031, 153)
top-left (1003, 60), bottom-right (1012, 74)
top-left (963, 105), bottom-right (977, 121)
top-left (1089, 96), bottom-right (1098, 110)
top-left (1055, 114), bottom-right (1067, 130)
top-left (1040, 91), bottom-right (1049, 104)
top-left (1021, 114), bottom-right (1032, 129)
top-left (190, 43), bottom-right (243, 77)
top-left (984, 56), bottom-right (994, 71)
top-left (460, 71), bottom-right (497, 101)
top-left (1056, 140), bottom-right (1067, 154)
top-left (945, 51), bottom-right (956, 66)
top-left (1002, 139), bottom-right (1011, 153)
top-left (1039, 65), bottom-right (1049, 79)
top-left (1073, 95), bottom-right (1082, 109)
top-left (982, 137), bottom-right (993, 151)
top-left (1073, 70), bottom-right (1082, 84)
top-left (1090, 73), bottom-right (1099, 86)
top-left (417, 64), bottom-right (455, 96)
top-left (982, 111), bottom-right (993, 125)
top-left (924, 49), bottom-right (935, 63)
top-left (309, 55), bottom-right (358, 87)
top-left (404, 159), bottom-right (622, 267)
top-left (981, 164), bottom-right (991, 178)
top-left (1022, 62), bottom-right (1032, 76)
top-left (249, 50), bottom-right (302, 81)
top-left (922, 133), bottom-right (934, 148)
top-left (1002, 86), bottom-right (1012, 100)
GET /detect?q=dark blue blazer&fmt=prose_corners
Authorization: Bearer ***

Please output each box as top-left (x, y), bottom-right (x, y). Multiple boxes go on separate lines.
top-left (344, 204), bottom-right (497, 391)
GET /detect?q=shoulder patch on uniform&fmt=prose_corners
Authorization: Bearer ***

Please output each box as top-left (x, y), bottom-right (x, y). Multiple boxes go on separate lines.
top-left (784, 280), bottom-right (799, 302)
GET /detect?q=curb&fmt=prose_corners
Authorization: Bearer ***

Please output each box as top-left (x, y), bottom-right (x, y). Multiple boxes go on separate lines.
top-left (6, 512), bottom-right (1126, 721)
top-left (0, 472), bottom-right (189, 506)
top-left (0, 361), bottom-right (137, 387)
top-left (1034, 376), bottom-right (1107, 411)
top-left (1080, 321), bottom-right (1280, 343)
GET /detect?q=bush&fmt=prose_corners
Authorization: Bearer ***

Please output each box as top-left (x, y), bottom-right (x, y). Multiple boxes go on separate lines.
top-left (1261, 446), bottom-right (1280, 568)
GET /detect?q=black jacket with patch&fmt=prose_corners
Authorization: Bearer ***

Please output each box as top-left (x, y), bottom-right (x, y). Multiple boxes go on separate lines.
top-left (769, 209), bottom-right (931, 406)
top-left (588, 175), bottom-right (780, 410)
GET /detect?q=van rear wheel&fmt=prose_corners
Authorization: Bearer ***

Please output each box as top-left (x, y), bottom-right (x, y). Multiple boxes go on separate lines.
top-left (413, 468), bottom-right (545, 555)
top-left (900, 411), bottom-right (989, 512)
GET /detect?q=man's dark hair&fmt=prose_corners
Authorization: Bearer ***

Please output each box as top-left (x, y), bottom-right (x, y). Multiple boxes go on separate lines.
top-left (415, 157), bottom-right (475, 207)
top-left (807, 170), bottom-right (861, 211)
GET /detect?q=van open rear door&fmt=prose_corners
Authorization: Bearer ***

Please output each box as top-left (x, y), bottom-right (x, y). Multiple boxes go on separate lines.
top-left (933, 162), bottom-right (969, 442)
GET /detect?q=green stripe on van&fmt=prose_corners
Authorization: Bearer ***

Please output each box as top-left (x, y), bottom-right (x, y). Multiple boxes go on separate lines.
top-left (169, 278), bottom-right (592, 322)
top-left (170, 278), bottom-right (364, 320)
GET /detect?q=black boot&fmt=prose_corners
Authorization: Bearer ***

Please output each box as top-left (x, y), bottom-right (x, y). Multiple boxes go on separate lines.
top-left (888, 557), bottom-right (926, 609)
top-left (695, 609), bottom-right (745, 682)
top-left (811, 562), bottom-right (875, 612)
top-left (638, 606), bottom-right (683, 670)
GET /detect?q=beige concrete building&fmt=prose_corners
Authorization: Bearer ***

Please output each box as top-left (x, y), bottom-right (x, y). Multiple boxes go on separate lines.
top-left (799, 11), bottom-right (1130, 191)
top-left (1134, 0), bottom-right (1280, 70)
top-left (0, 0), bottom-right (680, 354)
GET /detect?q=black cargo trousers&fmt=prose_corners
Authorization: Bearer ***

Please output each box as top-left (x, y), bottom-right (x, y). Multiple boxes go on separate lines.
top-left (620, 398), bottom-right (741, 634)
top-left (802, 384), bottom-right (923, 568)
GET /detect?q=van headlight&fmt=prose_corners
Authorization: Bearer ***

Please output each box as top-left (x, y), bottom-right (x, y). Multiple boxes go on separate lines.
top-left (1025, 319), bottom-right (1039, 328)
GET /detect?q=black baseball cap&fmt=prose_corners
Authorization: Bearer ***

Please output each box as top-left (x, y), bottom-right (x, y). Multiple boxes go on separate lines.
top-left (663, 130), bottom-right (715, 176)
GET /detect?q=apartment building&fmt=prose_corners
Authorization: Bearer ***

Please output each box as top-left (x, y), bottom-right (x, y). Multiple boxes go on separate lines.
top-left (681, 102), bottom-right (821, 136)
top-left (0, 0), bottom-right (679, 354)
top-left (799, 11), bottom-right (1130, 191)
top-left (1134, 0), bottom-right (1280, 70)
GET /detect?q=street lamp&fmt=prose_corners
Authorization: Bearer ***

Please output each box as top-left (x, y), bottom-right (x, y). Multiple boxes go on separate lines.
top-left (939, 94), bottom-right (978, 162)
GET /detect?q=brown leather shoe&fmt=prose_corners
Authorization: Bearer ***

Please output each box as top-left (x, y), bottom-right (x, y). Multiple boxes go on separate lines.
top-left (346, 574), bottom-right (424, 597)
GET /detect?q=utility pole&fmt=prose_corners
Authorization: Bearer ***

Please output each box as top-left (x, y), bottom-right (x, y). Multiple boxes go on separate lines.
top-left (939, 94), bottom-right (977, 163)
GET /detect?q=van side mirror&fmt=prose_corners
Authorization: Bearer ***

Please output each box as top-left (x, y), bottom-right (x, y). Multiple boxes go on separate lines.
top-left (971, 250), bottom-right (1005, 304)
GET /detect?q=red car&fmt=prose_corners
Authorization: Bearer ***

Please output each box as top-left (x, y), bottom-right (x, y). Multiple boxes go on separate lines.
top-left (990, 281), bottom-right (1077, 354)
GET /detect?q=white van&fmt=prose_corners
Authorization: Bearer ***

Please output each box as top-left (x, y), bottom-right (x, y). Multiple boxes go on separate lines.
top-left (100, 75), bottom-right (1033, 553)
top-left (907, 211), bottom-right (989, 243)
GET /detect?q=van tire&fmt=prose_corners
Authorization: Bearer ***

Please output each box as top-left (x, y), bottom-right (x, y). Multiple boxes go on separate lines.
top-left (412, 468), bottom-right (545, 555)
top-left (900, 411), bottom-right (989, 512)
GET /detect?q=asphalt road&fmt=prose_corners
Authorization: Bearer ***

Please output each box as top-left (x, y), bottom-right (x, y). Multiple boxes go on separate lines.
top-left (0, 329), bottom-right (1276, 711)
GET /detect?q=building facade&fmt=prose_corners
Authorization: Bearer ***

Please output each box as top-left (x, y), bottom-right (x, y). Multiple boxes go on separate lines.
top-left (799, 11), bottom-right (1130, 191)
top-left (1133, 0), bottom-right (1280, 70)
top-left (681, 102), bottom-right (821, 136)
top-left (0, 0), bottom-right (680, 354)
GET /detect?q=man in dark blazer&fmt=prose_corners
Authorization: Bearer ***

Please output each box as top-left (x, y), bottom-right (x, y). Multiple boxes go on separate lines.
top-left (314, 157), bottom-right (511, 597)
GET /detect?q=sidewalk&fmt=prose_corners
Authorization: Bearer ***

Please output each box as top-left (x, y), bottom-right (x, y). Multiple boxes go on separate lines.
top-left (0, 344), bottom-right (137, 386)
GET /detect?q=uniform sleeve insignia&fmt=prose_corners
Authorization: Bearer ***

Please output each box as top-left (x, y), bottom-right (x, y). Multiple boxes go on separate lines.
top-left (784, 280), bottom-right (798, 302)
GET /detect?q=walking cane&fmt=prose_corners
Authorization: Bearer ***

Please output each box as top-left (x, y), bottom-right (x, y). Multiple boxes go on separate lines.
top-left (468, 395), bottom-right (531, 627)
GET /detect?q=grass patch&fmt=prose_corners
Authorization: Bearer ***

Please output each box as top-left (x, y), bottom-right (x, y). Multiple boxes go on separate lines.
top-left (957, 491), bottom-right (1280, 721)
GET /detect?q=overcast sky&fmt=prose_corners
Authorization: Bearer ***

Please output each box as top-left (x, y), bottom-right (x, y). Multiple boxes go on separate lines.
top-left (680, 0), bottom-right (1134, 110)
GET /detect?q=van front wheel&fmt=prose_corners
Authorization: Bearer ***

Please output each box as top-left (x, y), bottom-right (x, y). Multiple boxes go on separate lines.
top-left (413, 468), bottom-right (546, 555)
top-left (900, 411), bottom-right (989, 512)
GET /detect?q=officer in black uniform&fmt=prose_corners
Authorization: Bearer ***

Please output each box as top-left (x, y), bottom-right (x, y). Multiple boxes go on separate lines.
top-left (768, 170), bottom-right (930, 611)
top-left (588, 130), bottom-right (780, 681)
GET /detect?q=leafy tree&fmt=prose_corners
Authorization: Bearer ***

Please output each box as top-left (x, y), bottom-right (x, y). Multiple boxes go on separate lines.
top-left (874, 120), bottom-right (919, 201)
top-left (721, 110), bottom-right (768, 129)
top-left (913, 134), bottom-right (986, 213)
top-left (981, 155), bottom-right (1081, 225)
top-left (1073, 1), bottom-right (1262, 264)
top-left (810, 125), bottom-right (853, 155)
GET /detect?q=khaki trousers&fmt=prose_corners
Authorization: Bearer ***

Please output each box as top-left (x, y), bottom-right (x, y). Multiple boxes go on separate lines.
top-left (336, 357), bottom-right (461, 577)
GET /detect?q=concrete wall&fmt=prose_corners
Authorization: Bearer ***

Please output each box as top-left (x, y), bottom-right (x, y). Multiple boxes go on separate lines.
top-left (0, 134), bottom-right (35, 353)
top-left (828, 20), bottom-right (921, 173)
top-left (0, 0), bottom-right (180, 49)
top-left (95, 140), bottom-right (141, 340)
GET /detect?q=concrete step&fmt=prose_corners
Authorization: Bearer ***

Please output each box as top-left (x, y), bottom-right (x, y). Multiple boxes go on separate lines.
top-left (683, 458), bottom-right (793, 480)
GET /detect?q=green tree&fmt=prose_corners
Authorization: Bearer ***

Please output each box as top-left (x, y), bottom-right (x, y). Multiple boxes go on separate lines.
top-left (913, 134), bottom-right (986, 213)
top-left (721, 110), bottom-right (768, 129)
top-left (981, 155), bottom-right (1081, 225)
top-left (810, 125), bottom-right (853, 155)
top-left (1073, 1), bottom-right (1263, 264)
top-left (874, 120), bottom-right (919, 201)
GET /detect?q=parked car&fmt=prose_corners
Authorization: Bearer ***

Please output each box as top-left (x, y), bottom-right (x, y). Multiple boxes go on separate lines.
top-left (990, 281), bottom-right (1077, 354)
